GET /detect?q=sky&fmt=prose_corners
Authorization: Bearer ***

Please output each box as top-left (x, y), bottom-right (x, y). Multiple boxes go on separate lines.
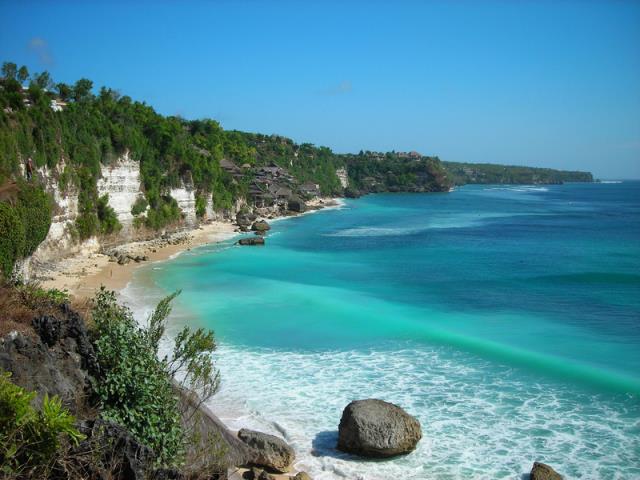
top-left (1, 1), bottom-right (639, 179)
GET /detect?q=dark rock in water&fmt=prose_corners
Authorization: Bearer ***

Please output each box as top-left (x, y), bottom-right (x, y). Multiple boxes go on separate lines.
top-left (531, 462), bottom-right (563, 480)
top-left (251, 220), bottom-right (271, 232)
top-left (288, 196), bottom-right (306, 213)
top-left (337, 399), bottom-right (422, 458)
top-left (237, 428), bottom-right (295, 473)
top-left (238, 237), bottom-right (265, 246)
top-left (32, 315), bottom-right (62, 346)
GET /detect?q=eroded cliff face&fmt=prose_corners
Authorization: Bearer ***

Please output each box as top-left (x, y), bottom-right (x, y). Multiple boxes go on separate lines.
top-left (170, 185), bottom-right (197, 227)
top-left (20, 154), bottom-right (238, 276)
top-left (336, 167), bottom-right (349, 189)
top-left (96, 152), bottom-right (143, 232)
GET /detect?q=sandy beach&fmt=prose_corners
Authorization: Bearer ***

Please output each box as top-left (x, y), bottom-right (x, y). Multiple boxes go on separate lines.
top-left (37, 220), bottom-right (238, 301)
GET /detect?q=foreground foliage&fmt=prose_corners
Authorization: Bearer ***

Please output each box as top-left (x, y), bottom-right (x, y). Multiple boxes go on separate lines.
top-left (91, 288), bottom-right (219, 467)
top-left (0, 371), bottom-right (84, 477)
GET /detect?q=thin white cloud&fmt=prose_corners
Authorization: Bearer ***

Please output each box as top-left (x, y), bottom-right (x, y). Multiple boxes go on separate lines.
top-left (28, 37), bottom-right (54, 66)
top-left (319, 80), bottom-right (352, 96)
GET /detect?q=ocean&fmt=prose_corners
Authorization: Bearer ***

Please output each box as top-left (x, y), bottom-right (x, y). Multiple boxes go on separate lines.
top-left (123, 182), bottom-right (640, 479)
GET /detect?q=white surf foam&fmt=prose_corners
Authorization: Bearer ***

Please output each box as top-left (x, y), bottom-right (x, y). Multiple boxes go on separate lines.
top-left (207, 344), bottom-right (640, 480)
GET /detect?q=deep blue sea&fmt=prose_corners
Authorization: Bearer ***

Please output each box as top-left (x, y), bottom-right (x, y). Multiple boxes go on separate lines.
top-left (124, 182), bottom-right (640, 479)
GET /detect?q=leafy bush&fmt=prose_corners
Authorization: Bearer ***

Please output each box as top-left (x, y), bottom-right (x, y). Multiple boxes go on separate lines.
top-left (96, 194), bottom-right (121, 235)
top-left (145, 196), bottom-right (181, 230)
top-left (195, 194), bottom-right (206, 218)
top-left (0, 202), bottom-right (25, 278)
top-left (0, 371), bottom-right (84, 476)
top-left (131, 195), bottom-right (148, 216)
top-left (16, 282), bottom-right (70, 308)
top-left (91, 288), bottom-right (219, 467)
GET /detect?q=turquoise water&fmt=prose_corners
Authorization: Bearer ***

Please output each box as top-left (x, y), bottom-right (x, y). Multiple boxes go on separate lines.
top-left (125, 182), bottom-right (640, 479)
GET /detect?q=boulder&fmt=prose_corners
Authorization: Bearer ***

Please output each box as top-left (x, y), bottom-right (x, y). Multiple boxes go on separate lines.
top-left (287, 196), bottom-right (306, 213)
top-left (251, 220), bottom-right (271, 232)
top-left (236, 212), bottom-right (257, 228)
top-left (237, 428), bottom-right (295, 473)
top-left (238, 237), bottom-right (265, 246)
top-left (337, 399), bottom-right (422, 458)
top-left (531, 462), bottom-right (563, 480)
top-left (294, 473), bottom-right (312, 480)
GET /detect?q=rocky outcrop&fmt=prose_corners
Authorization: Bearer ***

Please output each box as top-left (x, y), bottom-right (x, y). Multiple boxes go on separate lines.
top-left (337, 399), bottom-right (422, 458)
top-left (71, 419), bottom-right (183, 480)
top-left (237, 428), bottom-right (295, 473)
top-left (251, 220), bottom-right (271, 234)
top-left (236, 212), bottom-right (257, 231)
top-left (238, 237), bottom-right (265, 246)
top-left (0, 304), bottom-right (97, 412)
top-left (531, 462), bottom-right (563, 480)
top-left (287, 196), bottom-right (306, 213)
top-left (177, 386), bottom-right (255, 472)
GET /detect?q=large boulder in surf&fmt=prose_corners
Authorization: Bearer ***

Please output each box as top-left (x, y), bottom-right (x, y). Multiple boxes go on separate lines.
top-left (251, 220), bottom-right (271, 233)
top-left (530, 462), bottom-right (563, 480)
top-left (237, 237), bottom-right (265, 246)
top-left (237, 428), bottom-right (295, 473)
top-left (337, 399), bottom-right (421, 458)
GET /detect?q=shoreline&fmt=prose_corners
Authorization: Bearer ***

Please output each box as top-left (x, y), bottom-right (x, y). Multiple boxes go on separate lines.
top-left (37, 196), bottom-right (344, 302)
top-left (33, 196), bottom-right (344, 480)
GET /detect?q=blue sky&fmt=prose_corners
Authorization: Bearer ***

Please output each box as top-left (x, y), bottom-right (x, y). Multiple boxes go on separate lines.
top-left (1, 1), bottom-right (639, 178)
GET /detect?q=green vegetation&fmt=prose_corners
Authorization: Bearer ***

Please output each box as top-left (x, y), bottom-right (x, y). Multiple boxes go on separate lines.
top-left (130, 195), bottom-right (148, 216)
top-left (0, 203), bottom-right (25, 278)
top-left (0, 59), bottom-right (593, 275)
top-left (0, 181), bottom-right (52, 278)
top-left (343, 151), bottom-right (451, 194)
top-left (443, 161), bottom-right (594, 185)
top-left (0, 371), bottom-right (84, 477)
top-left (91, 288), bottom-right (219, 467)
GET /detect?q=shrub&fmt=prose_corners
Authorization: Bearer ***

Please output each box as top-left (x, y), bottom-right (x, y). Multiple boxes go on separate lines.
top-left (91, 288), bottom-right (220, 467)
top-left (96, 194), bottom-right (121, 235)
top-left (0, 371), bottom-right (84, 476)
top-left (0, 202), bottom-right (25, 278)
top-left (131, 195), bottom-right (148, 216)
top-left (195, 194), bottom-right (206, 218)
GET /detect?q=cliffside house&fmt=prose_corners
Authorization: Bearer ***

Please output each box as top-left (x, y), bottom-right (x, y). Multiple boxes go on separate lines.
top-left (300, 182), bottom-right (321, 197)
top-left (397, 151), bottom-right (422, 160)
top-left (220, 158), bottom-right (245, 180)
top-left (275, 186), bottom-right (292, 199)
